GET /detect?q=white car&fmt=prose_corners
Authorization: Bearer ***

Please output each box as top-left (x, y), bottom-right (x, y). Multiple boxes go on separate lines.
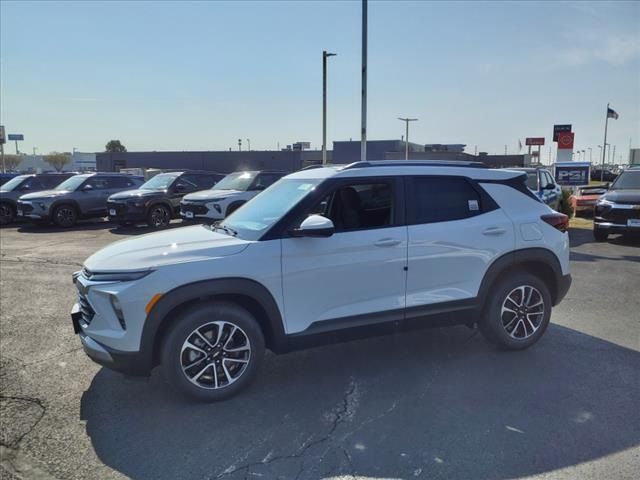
top-left (180, 170), bottom-right (286, 221)
top-left (72, 161), bottom-right (572, 401)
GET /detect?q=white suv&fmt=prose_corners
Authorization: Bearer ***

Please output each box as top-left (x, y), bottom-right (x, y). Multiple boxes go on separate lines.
top-left (72, 161), bottom-right (572, 401)
top-left (179, 170), bottom-right (286, 221)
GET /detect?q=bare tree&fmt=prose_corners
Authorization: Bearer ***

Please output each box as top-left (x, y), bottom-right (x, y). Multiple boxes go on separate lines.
top-left (44, 152), bottom-right (71, 172)
top-left (3, 154), bottom-right (23, 171)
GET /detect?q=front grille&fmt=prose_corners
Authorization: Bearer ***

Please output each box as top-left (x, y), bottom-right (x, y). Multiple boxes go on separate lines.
top-left (181, 203), bottom-right (209, 215)
top-left (602, 208), bottom-right (640, 223)
top-left (77, 288), bottom-right (95, 326)
top-left (18, 203), bottom-right (34, 214)
top-left (107, 201), bottom-right (127, 215)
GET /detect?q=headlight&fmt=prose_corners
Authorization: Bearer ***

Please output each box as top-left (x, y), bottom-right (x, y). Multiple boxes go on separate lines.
top-left (82, 269), bottom-right (153, 282)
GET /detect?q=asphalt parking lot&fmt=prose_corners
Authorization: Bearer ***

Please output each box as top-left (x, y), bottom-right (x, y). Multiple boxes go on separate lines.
top-left (1, 220), bottom-right (639, 480)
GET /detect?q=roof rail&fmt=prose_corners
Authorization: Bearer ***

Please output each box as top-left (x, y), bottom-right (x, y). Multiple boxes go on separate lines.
top-left (342, 160), bottom-right (488, 170)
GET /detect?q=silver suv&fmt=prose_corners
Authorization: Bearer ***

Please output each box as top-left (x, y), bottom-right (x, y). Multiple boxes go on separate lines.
top-left (17, 173), bottom-right (144, 227)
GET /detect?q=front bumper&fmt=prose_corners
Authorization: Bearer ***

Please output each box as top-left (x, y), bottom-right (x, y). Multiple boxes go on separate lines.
top-left (73, 302), bottom-right (152, 376)
top-left (594, 203), bottom-right (640, 231)
top-left (107, 201), bottom-right (147, 223)
top-left (16, 201), bottom-right (51, 220)
top-left (180, 202), bottom-right (222, 220)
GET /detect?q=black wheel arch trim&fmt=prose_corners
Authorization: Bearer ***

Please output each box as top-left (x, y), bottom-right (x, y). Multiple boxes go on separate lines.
top-left (51, 199), bottom-right (82, 216)
top-left (477, 247), bottom-right (568, 307)
top-left (140, 277), bottom-right (286, 372)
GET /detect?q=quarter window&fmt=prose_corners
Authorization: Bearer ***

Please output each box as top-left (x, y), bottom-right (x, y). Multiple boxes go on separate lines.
top-left (409, 177), bottom-right (483, 224)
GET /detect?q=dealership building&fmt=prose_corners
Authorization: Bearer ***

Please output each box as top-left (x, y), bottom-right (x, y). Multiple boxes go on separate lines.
top-left (96, 140), bottom-right (529, 173)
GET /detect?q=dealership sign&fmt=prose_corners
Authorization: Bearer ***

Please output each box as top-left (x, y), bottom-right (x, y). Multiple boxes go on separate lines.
top-left (7, 134), bottom-right (24, 141)
top-left (526, 137), bottom-right (545, 146)
top-left (553, 124), bottom-right (572, 142)
top-left (557, 131), bottom-right (575, 150)
top-left (555, 162), bottom-right (590, 186)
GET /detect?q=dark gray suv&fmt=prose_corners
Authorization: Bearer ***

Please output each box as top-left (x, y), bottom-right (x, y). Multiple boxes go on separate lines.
top-left (17, 173), bottom-right (144, 227)
top-left (0, 173), bottom-right (73, 225)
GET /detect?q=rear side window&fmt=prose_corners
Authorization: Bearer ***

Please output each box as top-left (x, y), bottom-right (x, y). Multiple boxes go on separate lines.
top-left (408, 177), bottom-right (485, 224)
top-left (184, 174), bottom-right (218, 189)
top-left (107, 176), bottom-right (136, 189)
top-left (40, 176), bottom-right (67, 189)
top-left (253, 173), bottom-right (283, 190)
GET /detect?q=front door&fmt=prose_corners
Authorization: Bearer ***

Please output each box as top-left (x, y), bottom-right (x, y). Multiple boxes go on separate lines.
top-left (281, 178), bottom-right (408, 335)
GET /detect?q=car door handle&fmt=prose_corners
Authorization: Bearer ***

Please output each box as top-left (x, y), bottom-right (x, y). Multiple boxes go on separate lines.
top-left (374, 238), bottom-right (401, 247)
top-left (482, 227), bottom-right (507, 236)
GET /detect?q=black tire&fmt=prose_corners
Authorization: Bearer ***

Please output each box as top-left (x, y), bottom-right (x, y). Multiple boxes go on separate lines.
top-left (479, 272), bottom-right (552, 350)
top-left (160, 301), bottom-right (265, 401)
top-left (0, 203), bottom-right (15, 225)
top-left (593, 227), bottom-right (608, 242)
top-left (146, 204), bottom-right (171, 229)
top-left (52, 204), bottom-right (78, 228)
top-left (225, 202), bottom-right (245, 217)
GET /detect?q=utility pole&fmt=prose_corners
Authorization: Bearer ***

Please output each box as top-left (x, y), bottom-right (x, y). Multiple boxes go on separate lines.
top-left (398, 117), bottom-right (418, 160)
top-left (247, 139), bottom-right (251, 151)
top-left (360, 0), bottom-right (367, 161)
top-left (322, 50), bottom-right (337, 165)
top-left (612, 145), bottom-right (616, 165)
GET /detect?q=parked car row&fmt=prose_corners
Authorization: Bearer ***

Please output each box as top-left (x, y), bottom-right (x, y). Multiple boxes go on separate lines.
top-left (0, 170), bottom-right (285, 228)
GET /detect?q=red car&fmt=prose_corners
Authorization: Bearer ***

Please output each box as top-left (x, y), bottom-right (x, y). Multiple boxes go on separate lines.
top-left (569, 185), bottom-right (608, 216)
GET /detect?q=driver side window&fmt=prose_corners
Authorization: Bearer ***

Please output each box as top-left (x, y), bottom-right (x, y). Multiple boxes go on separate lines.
top-left (308, 182), bottom-right (394, 232)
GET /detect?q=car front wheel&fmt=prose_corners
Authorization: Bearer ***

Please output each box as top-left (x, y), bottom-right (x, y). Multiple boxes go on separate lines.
top-left (479, 273), bottom-right (552, 350)
top-left (147, 204), bottom-right (171, 228)
top-left (53, 205), bottom-right (78, 228)
top-left (161, 302), bottom-right (265, 401)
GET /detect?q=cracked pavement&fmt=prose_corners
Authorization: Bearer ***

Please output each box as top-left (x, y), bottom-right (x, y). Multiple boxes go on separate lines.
top-left (1, 220), bottom-right (639, 479)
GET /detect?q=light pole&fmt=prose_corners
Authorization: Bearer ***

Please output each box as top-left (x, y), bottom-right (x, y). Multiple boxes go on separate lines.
top-left (322, 50), bottom-right (337, 165)
top-left (246, 139), bottom-right (251, 151)
top-left (588, 147), bottom-right (592, 162)
top-left (360, 0), bottom-right (367, 161)
top-left (238, 139), bottom-right (242, 152)
top-left (398, 117), bottom-right (418, 160)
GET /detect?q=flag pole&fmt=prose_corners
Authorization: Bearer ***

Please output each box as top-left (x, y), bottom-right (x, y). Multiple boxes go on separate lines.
top-left (601, 103), bottom-right (609, 182)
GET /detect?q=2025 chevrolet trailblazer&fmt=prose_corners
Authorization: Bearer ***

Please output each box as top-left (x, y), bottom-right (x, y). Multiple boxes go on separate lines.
top-left (72, 161), bottom-right (571, 401)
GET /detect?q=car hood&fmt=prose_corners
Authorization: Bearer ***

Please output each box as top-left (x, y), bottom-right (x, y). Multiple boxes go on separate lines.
top-left (182, 189), bottom-right (243, 201)
top-left (19, 189), bottom-right (70, 200)
top-left (602, 189), bottom-right (640, 204)
top-left (84, 225), bottom-right (250, 271)
top-left (109, 189), bottom-right (165, 201)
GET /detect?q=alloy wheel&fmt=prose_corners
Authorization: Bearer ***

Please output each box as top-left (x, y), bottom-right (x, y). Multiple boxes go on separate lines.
top-left (500, 285), bottom-right (545, 339)
top-left (56, 207), bottom-right (76, 227)
top-left (150, 207), bottom-right (170, 227)
top-left (180, 321), bottom-right (251, 390)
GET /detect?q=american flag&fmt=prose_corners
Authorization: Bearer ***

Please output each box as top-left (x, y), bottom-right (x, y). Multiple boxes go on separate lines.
top-left (607, 107), bottom-right (619, 120)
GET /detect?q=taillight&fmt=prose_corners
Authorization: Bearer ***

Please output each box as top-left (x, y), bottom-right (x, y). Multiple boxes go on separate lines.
top-left (541, 213), bottom-right (569, 233)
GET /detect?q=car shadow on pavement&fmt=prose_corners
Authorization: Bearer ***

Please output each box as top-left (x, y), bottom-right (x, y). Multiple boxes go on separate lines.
top-left (569, 227), bottom-right (640, 248)
top-left (108, 221), bottom-right (186, 236)
top-left (80, 323), bottom-right (640, 480)
top-left (16, 220), bottom-right (113, 234)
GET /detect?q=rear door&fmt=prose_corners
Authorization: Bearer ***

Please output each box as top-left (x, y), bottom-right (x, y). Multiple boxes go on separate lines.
top-left (281, 177), bottom-right (407, 334)
top-left (79, 177), bottom-right (112, 214)
top-left (405, 176), bottom-right (515, 316)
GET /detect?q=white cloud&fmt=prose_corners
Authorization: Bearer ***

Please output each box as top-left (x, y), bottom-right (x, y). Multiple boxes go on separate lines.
top-left (554, 34), bottom-right (640, 66)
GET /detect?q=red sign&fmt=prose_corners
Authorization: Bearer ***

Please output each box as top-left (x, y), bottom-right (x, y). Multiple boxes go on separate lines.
top-left (557, 131), bottom-right (575, 150)
top-left (526, 137), bottom-right (545, 146)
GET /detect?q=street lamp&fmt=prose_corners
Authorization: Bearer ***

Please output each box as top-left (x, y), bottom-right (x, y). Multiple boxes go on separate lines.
top-left (322, 50), bottom-right (337, 165)
top-left (588, 147), bottom-right (592, 162)
top-left (238, 139), bottom-right (242, 152)
top-left (398, 117), bottom-right (418, 160)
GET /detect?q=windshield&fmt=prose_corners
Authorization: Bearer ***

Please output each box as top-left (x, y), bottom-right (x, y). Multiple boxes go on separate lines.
top-left (610, 171), bottom-right (640, 190)
top-left (525, 172), bottom-right (538, 190)
top-left (141, 173), bottom-right (180, 190)
top-left (219, 178), bottom-right (321, 240)
top-left (55, 175), bottom-right (89, 191)
top-left (0, 175), bottom-right (29, 191)
top-left (213, 172), bottom-right (256, 191)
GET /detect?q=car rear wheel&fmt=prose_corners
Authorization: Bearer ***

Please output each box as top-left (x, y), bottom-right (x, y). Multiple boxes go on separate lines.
top-left (0, 203), bottom-right (15, 225)
top-left (161, 301), bottom-right (265, 401)
top-left (53, 205), bottom-right (78, 228)
top-left (479, 273), bottom-right (552, 350)
top-left (593, 227), bottom-right (608, 242)
top-left (147, 204), bottom-right (171, 229)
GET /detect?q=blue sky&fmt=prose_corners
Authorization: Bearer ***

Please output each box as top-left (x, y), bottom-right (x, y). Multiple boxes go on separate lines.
top-left (1, 0), bottom-right (639, 163)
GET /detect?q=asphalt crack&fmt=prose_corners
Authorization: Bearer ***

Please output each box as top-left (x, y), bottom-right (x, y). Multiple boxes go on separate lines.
top-left (0, 395), bottom-right (47, 449)
top-left (216, 379), bottom-right (358, 479)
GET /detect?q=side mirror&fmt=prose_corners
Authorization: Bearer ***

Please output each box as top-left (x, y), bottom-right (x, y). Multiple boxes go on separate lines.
top-left (291, 215), bottom-right (335, 238)
top-left (543, 184), bottom-right (555, 190)
top-left (175, 184), bottom-right (186, 192)
top-left (81, 184), bottom-right (93, 192)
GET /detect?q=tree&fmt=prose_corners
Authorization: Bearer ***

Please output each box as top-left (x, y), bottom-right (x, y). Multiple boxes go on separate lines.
top-left (3, 154), bottom-right (23, 171)
top-left (105, 140), bottom-right (127, 153)
top-left (44, 152), bottom-right (71, 172)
